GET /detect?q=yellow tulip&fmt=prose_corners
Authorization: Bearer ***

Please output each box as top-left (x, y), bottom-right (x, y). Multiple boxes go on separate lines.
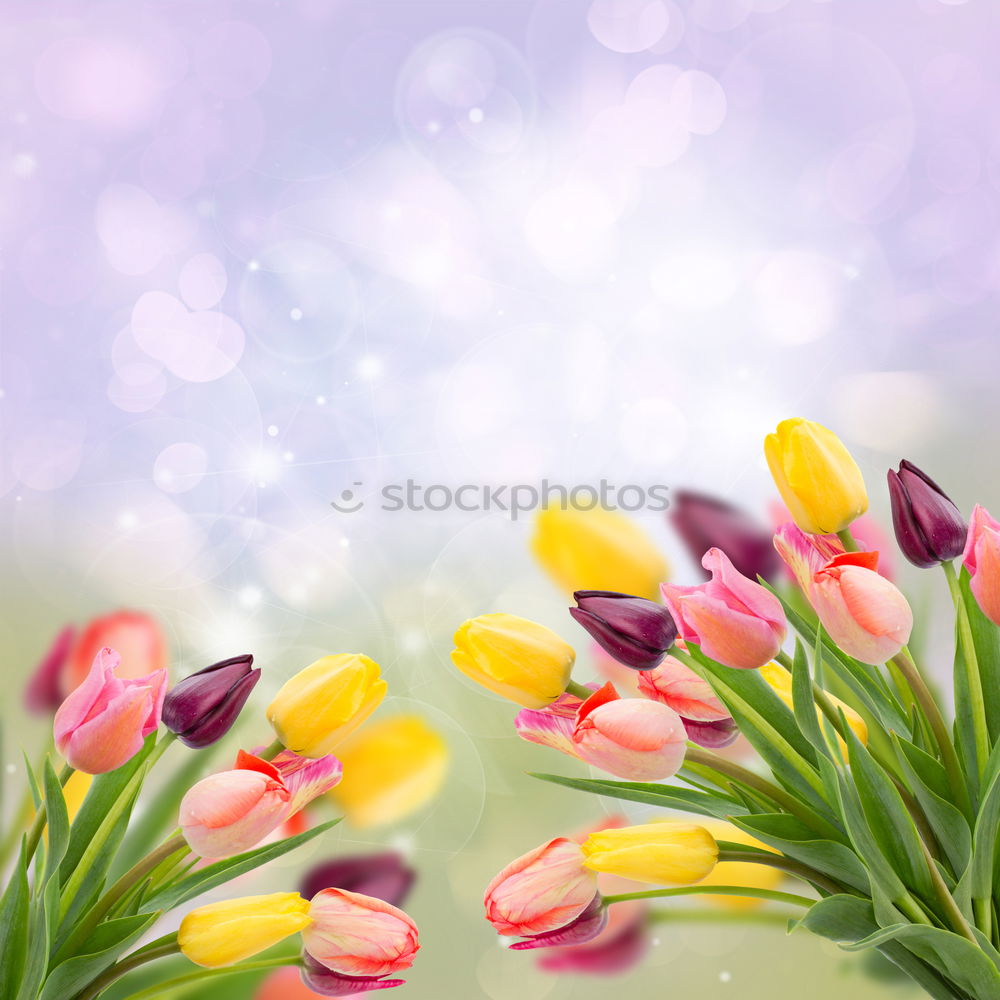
top-left (62, 770), bottom-right (93, 823)
top-left (531, 505), bottom-right (668, 599)
top-left (581, 820), bottom-right (718, 885)
top-left (764, 418), bottom-right (868, 535)
top-left (267, 654), bottom-right (387, 757)
top-left (451, 613), bottom-right (575, 709)
top-left (695, 819), bottom-right (783, 911)
top-left (759, 661), bottom-right (868, 756)
top-left (178, 892), bottom-right (311, 968)
top-left (330, 715), bottom-right (448, 829)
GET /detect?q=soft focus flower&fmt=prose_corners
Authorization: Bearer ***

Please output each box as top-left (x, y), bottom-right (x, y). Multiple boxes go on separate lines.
top-left (268, 654), bottom-right (387, 757)
top-left (328, 716), bottom-right (447, 829)
top-left (758, 661), bottom-right (867, 752)
top-left (181, 749), bottom-right (342, 858)
top-left (178, 892), bottom-right (311, 968)
top-left (569, 591), bottom-right (676, 671)
top-left (581, 820), bottom-right (718, 885)
top-left (695, 820), bottom-right (783, 911)
top-left (65, 610), bottom-right (168, 690)
top-left (451, 613), bottom-right (575, 709)
top-left (661, 548), bottom-right (786, 669)
top-left (963, 506), bottom-right (1000, 626)
top-left (670, 490), bottom-right (780, 582)
top-left (255, 967), bottom-right (326, 1000)
top-left (61, 770), bottom-right (93, 824)
top-left (54, 647), bottom-right (167, 774)
top-left (301, 853), bottom-right (415, 908)
top-left (637, 654), bottom-right (738, 749)
top-left (532, 506), bottom-right (668, 599)
top-left (25, 625), bottom-right (76, 714)
top-left (163, 653), bottom-right (260, 749)
top-left (302, 889), bottom-right (419, 991)
top-left (485, 837), bottom-right (599, 939)
top-left (764, 418), bottom-right (868, 535)
top-left (888, 460), bottom-right (967, 568)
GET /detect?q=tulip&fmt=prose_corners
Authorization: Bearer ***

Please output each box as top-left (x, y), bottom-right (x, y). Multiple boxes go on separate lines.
top-left (268, 654), bottom-right (387, 757)
top-left (764, 418), bottom-right (868, 535)
top-left (532, 505), bottom-right (668, 599)
top-left (25, 625), bottom-right (76, 714)
top-left (661, 548), bottom-right (786, 669)
top-left (637, 654), bottom-right (738, 749)
top-left (571, 684), bottom-right (687, 781)
top-left (178, 892), bottom-right (311, 967)
top-left (485, 837), bottom-right (599, 939)
top-left (163, 653), bottom-right (260, 749)
top-left (181, 749), bottom-right (342, 858)
top-left (694, 820), bottom-right (783, 911)
top-left (670, 490), bottom-right (780, 582)
top-left (888, 461), bottom-right (967, 568)
top-left (451, 613), bottom-right (576, 709)
top-left (327, 715), bottom-right (447, 829)
top-left (53, 647), bottom-right (167, 774)
top-left (569, 591), bottom-right (676, 671)
top-left (963, 505), bottom-right (1000, 625)
top-left (302, 889), bottom-right (419, 990)
top-left (301, 852), bottom-right (415, 908)
top-left (65, 609), bottom-right (168, 691)
top-left (581, 820), bottom-right (718, 885)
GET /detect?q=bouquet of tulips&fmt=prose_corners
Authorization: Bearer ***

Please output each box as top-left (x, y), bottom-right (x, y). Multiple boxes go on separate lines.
top-left (0, 641), bottom-right (425, 1000)
top-left (452, 417), bottom-right (1000, 999)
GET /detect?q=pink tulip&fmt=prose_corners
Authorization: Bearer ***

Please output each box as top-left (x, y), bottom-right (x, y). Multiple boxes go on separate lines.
top-left (660, 548), bottom-right (786, 669)
top-left (485, 837), bottom-right (599, 939)
top-left (301, 889), bottom-right (419, 994)
top-left (66, 609), bottom-right (168, 691)
top-left (53, 647), bottom-right (167, 774)
top-left (572, 684), bottom-right (687, 781)
top-left (964, 505), bottom-right (1000, 626)
top-left (181, 749), bottom-right (342, 859)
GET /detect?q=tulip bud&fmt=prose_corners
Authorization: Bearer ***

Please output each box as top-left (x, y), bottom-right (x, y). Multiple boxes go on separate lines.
top-left (764, 418), bottom-right (868, 535)
top-left (53, 647), bottom-right (167, 774)
top-left (25, 625), bottom-right (76, 714)
top-left (301, 852), bottom-right (415, 907)
top-left (267, 654), bottom-right (387, 757)
top-left (888, 461), bottom-right (967, 568)
top-left (661, 548), bottom-right (786, 669)
top-left (302, 889), bottom-right (419, 992)
top-left (451, 613), bottom-right (576, 709)
top-left (670, 490), bottom-right (780, 582)
top-left (963, 505), bottom-right (1000, 626)
top-left (178, 892), bottom-right (311, 968)
top-left (532, 505), bottom-right (668, 599)
top-left (569, 591), bottom-right (676, 671)
top-left (163, 654), bottom-right (260, 749)
top-left (327, 715), bottom-right (447, 829)
top-left (581, 820), bottom-right (718, 885)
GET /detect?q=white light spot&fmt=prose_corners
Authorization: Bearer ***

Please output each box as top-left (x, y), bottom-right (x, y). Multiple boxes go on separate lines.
top-left (247, 259), bottom-right (260, 271)
top-left (720, 972), bottom-right (732, 984)
top-left (266, 424), bottom-right (279, 437)
top-left (239, 586), bottom-right (262, 608)
top-left (289, 307), bottom-right (303, 321)
top-left (357, 354), bottom-right (383, 380)
top-left (11, 152), bottom-right (37, 177)
top-left (468, 106), bottom-right (484, 123)
top-left (282, 450), bottom-right (294, 462)
top-left (119, 510), bottom-right (138, 530)
top-left (339, 536), bottom-right (350, 548)
top-left (315, 395), bottom-right (327, 405)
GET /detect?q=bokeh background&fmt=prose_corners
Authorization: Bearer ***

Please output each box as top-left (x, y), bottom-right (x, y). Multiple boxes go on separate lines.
top-left (3, 0), bottom-right (999, 996)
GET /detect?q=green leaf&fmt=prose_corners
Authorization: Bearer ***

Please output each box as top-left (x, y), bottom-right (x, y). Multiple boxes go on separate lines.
top-left (880, 925), bottom-right (1000, 998)
top-left (16, 892), bottom-right (52, 1000)
top-left (528, 773), bottom-right (746, 820)
top-left (960, 565), bottom-right (1000, 744)
top-left (958, 763), bottom-right (1000, 904)
top-left (0, 844), bottom-right (30, 1000)
top-left (22, 752), bottom-right (42, 810)
top-left (790, 639), bottom-right (831, 760)
top-left (39, 913), bottom-right (160, 1000)
top-left (41, 761), bottom-right (70, 888)
top-left (798, 893), bottom-right (879, 943)
top-left (143, 819), bottom-right (340, 913)
top-left (731, 813), bottom-right (870, 894)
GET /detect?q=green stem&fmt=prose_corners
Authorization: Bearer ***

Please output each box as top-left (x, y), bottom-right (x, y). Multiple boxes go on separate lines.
top-left (717, 848), bottom-right (843, 896)
top-left (259, 737), bottom-right (285, 761)
top-left (24, 762), bottom-right (75, 863)
top-left (565, 679), bottom-right (593, 701)
top-left (890, 648), bottom-right (973, 819)
top-left (118, 958), bottom-right (300, 1000)
top-left (646, 907), bottom-right (796, 927)
top-left (836, 528), bottom-right (859, 552)
top-left (75, 938), bottom-right (181, 1000)
top-left (942, 560), bottom-right (990, 781)
top-left (603, 885), bottom-right (815, 908)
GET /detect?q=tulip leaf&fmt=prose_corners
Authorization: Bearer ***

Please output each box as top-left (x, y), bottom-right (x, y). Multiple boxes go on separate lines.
top-left (528, 772), bottom-right (747, 819)
top-left (16, 886), bottom-right (53, 1000)
top-left (0, 843), bottom-right (30, 1000)
top-left (877, 925), bottom-right (1000, 998)
top-left (143, 818), bottom-right (340, 912)
top-left (959, 566), bottom-right (1000, 744)
top-left (952, 761), bottom-right (1000, 908)
top-left (41, 760), bottom-right (70, 889)
top-left (790, 639), bottom-right (832, 760)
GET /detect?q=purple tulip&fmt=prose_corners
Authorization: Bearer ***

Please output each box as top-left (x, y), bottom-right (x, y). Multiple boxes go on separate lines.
top-left (570, 591), bottom-right (676, 671)
top-left (669, 490), bottom-right (780, 582)
top-left (300, 950), bottom-right (408, 996)
top-left (162, 653), bottom-right (260, 748)
top-left (888, 460), bottom-right (967, 568)
top-left (300, 852), bottom-right (416, 908)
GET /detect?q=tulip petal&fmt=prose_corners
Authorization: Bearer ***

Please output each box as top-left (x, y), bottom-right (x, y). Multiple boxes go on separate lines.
top-left (515, 695), bottom-right (583, 759)
top-left (509, 894), bottom-right (608, 950)
top-left (702, 548), bottom-right (785, 628)
top-left (273, 750), bottom-right (344, 815)
top-left (675, 593), bottom-right (781, 670)
top-left (302, 953), bottom-right (406, 996)
top-left (62, 682), bottom-right (153, 773)
top-left (637, 656), bottom-right (729, 721)
top-left (682, 715), bottom-right (739, 748)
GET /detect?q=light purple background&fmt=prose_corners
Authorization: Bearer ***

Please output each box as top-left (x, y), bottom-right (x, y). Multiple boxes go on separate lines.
top-left (1, 1), bottom-right (993, 996)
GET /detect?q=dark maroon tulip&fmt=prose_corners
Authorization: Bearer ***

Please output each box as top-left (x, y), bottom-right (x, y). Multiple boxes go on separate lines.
top-left (682, 715), bottom-right (739, 749)
top-left (301, 951), bottom-right (407, 996)
top-left (162, 653), bottom-right (260, 748)
top-left (510, 894), bottom-right (608, 951)
top-left (669, 490), bottom-right (780, 582)
top-left (570, 591), bottom-right (676, 671)
top-left (301, 852), bottom-right (415, 907)
top-left (888, 460), bottom-right (967, 568)
top-left (25, 625), bottom-right (76, 714)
